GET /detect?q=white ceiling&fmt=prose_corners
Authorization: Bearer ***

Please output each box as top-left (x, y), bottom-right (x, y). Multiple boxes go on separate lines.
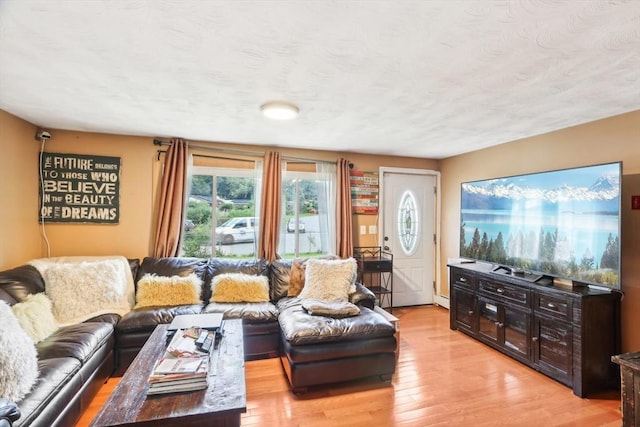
top-left (1, 0), bottom-right (639, 159)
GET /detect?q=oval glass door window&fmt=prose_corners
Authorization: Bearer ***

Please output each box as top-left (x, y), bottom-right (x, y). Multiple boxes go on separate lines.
top-left (398, 190), bottom-right (419, 255)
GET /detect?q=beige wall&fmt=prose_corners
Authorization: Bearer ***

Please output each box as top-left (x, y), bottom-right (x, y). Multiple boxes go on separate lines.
top-left (345, 154), bottom-right (439, 248)
top-left (3, 107), bottom-right (637, 350)
top-left (0, 110), bottom-right (436, 268)
top-left (0, 111), bottom-right (41, 266)
top-left (440, 110), bottom-right (640, 352)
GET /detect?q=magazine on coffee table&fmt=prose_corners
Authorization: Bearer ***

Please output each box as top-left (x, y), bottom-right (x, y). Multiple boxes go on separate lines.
top-left (147, 328), bottom-right (212, 395)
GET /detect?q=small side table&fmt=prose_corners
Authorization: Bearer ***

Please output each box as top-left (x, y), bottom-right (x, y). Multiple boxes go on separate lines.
top-left (612, 351), bottom-right (640, 427)
top-left (354, 246), bottom-right (393, 311)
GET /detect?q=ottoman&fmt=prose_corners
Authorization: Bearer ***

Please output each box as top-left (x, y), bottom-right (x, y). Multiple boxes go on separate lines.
top-left (277, 298), bottom-right (397, 393)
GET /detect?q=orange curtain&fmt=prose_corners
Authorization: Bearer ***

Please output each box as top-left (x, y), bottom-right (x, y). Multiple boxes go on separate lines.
top-left (258, 151), bottom-right (281, 262)
top-left (336, 158), bottom-right (354, 258)
top-left (153, 138), bottom-right (188, 257)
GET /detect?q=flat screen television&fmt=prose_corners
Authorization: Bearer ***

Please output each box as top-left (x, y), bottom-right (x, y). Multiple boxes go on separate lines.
top-left (459, 162), bottom-right (621, 289)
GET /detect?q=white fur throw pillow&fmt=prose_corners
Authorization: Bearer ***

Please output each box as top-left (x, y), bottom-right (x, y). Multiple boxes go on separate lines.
top-left (0, 301), bottom-right (39, 402)
top-left (211, 273), bottom-right (270, 303)
top-left (12, 293), bottom-right (59, 343)
top-left (298, 258), bottom-right (357, 303)
top-left (135, 273), bottom-right (202, 308)
top-left (43, 259), bottom-right (130, 324)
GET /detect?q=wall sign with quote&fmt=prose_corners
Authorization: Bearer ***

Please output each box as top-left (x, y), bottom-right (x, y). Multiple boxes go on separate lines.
top-left (350, 170), bottom-right (379, 215)
top-left (39, 152), bottom-right (121, 223)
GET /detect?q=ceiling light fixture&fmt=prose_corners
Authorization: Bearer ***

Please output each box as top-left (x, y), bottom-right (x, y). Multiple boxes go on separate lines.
top-left (260, 101), bottom-right (299, 120)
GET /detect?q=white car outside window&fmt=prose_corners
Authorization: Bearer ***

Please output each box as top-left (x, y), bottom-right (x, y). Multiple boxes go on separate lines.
top-left (215, 217), bottom-right (256, 244)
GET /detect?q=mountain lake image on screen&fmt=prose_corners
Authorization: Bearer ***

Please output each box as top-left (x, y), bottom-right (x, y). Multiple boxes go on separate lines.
top-left (459, 162), bottom-right (621, 289)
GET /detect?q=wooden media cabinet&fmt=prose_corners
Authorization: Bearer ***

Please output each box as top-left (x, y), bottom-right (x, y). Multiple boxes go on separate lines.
top-left (449, 262), bottom-right (621, 397)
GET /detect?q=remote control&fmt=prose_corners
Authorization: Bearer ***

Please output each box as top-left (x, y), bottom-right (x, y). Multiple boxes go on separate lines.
top-left (165, 330), bottom-right (176, 345)
top-left (200, 332), bottom-right (214, 353)
top-left (195, 331), bottom-right (208, 348)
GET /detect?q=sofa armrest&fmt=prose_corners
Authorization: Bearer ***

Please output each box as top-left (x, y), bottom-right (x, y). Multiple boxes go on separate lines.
top-left (0, 398), bottom-right (20, 427)
top-left (349, 282), bottom-right (376, 310)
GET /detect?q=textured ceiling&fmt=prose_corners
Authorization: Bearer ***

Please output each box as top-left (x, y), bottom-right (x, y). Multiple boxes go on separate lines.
top-left (1, 0), bottom-right (639, 159)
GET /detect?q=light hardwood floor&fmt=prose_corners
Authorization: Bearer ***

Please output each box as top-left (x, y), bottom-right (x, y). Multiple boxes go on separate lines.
top-left (76, 306), bottom-right (622, 427)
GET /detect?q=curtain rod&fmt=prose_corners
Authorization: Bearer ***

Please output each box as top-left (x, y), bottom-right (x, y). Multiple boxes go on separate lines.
top-left (153, 138), bottom-right (349, 167)
top-left (153, 139), bottom-right (263, 158)
top-left (156, 150), bottom-right (255, 163)
top-left (282, 155), bottom-right (338, 165)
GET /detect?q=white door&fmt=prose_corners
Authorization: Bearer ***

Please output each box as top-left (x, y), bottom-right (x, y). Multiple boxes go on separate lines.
top-left (381, 170), bottom-right (436, 307)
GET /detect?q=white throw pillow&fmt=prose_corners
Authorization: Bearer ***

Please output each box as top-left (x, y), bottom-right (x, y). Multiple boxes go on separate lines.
top-left (43, 259), bottom-right (130, 324)
top-left (298, 258), bottom-right (357, 302)
top-left (0, 301), bottom-right (39, 402)
top-left (12, 293), bottom-right (59, 343)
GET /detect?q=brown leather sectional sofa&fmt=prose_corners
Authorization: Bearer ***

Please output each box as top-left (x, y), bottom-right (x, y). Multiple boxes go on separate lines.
top-left (0, 256), bottom-right (397, 426)
top-left (0, 264), bottom-right (119, 427)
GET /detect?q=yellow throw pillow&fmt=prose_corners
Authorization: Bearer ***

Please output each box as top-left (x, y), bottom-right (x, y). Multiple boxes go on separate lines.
top-left (135, 273), bottom-right (202, 308)
top-left (211, 273), bottom-right (270, 303)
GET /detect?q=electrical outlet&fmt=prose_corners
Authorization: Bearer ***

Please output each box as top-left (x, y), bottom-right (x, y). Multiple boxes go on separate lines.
top-left (369, 225), bottom-right (377, 234)
top-left (360, 225), bottom-right (367, 235)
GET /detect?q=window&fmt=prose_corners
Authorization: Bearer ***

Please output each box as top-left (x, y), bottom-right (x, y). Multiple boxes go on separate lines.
top-left (181, 163), bottom-right (262, 259)
top-left (278, 162), bottom-right (336, 258)
top-left (398, 190), bottom-right (419, 255)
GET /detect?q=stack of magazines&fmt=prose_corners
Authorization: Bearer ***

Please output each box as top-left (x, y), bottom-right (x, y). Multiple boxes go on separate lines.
top-left (147, 328), bottom-right (213, 395)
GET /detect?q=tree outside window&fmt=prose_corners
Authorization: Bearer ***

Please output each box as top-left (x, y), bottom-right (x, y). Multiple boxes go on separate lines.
top-left (181, 167), bottom-right (259, 259)
top-left (279, 163), bottom-right (336, 259)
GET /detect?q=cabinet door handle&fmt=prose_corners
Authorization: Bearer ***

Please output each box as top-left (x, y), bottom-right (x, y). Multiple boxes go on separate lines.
top-left (459, 277), bottom-right (467, 283)
top-left (496, 288), bottom-right (505, 294)
top-left (494, 322), bottom-right (504, 328)
top-left (532, 337), bottom-right (538, 342)
top-left (547, 302), bottom-right (557, 309)
top-left (468, 310), bottom-right (474, 315)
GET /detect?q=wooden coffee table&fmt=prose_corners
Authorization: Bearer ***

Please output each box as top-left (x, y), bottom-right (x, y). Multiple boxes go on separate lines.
top-left (91, 319), bottom-right (246, 427)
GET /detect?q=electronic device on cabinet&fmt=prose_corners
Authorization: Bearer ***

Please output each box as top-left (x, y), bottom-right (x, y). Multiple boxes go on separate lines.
top-left (459, 161), bottom-right (622, 291)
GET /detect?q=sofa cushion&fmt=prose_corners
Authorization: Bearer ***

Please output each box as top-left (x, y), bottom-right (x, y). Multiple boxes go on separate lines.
top-left (11, 293), bottom-right (59, 343)
top-left (269, 259), bottom-right (292, 301)
top-left (14, 357), bottom-right (81, 425)
top-left (298, 258), bottom-right (357, 303)
top-left (116, 305), bottom-right (203, 333)
top-left (211, 273), bottom-right (270, 303)
top-left (0, 301), bottom-right (39, 402)
top-left (36, 322), bottom-right (113, 365)
top-left (84, 312), bottom-right (121, 326)
top-left (0, 265), bottom-right (46, 305)
top-left (128, 258), bottom-right (141, 283)
top-left (135, 273), bottom-right (202, 308)
top-left (277, 300), bottom-right (395, 346)
top-left (301, 299), bottom-right (361, 318)
top-left (203, 301), bottom-right (278, 322)
top-left (136, 257), bottom-right (208, 282)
